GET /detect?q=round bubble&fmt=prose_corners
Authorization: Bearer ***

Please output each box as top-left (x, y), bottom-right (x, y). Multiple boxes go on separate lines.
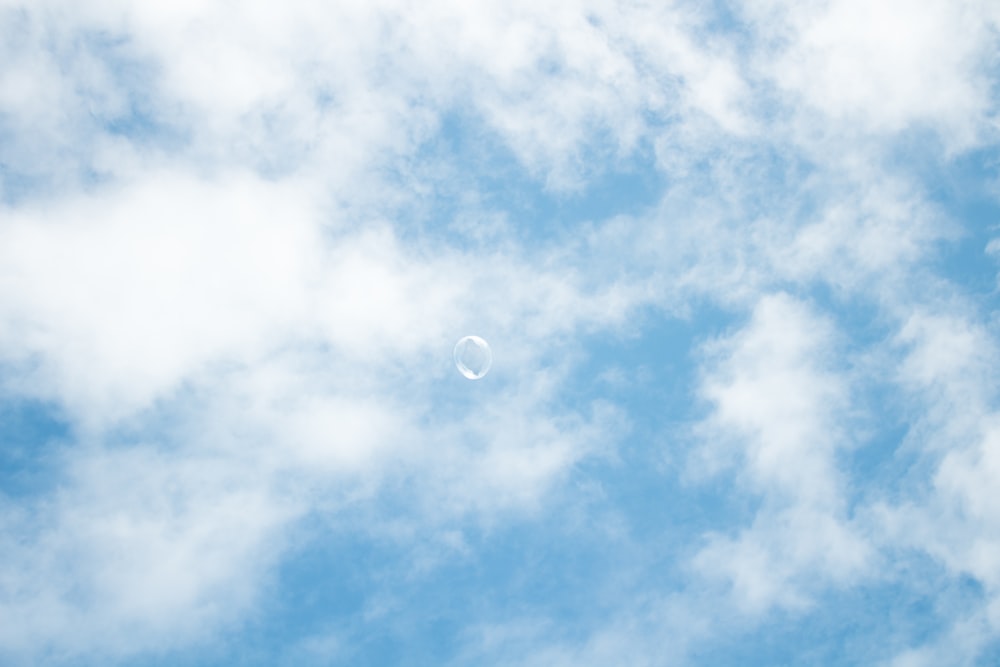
top-left (454, 335), bottom-right (492, 380)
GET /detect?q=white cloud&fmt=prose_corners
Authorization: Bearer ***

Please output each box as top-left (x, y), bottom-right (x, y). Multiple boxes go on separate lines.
top-left (0, 170), bottom-right (320, 426)
top-left (1, 0), bottom-right (999, 663)
top-left (0, 445), bottom-right (293, 661)
top-left (745, 0), bottom-right (999, 146)
top-left (774, 178), bottom-right (950, 294)
top-left (894, 310), bottom-right (998, 435)
top-left (689, 293), bottom-right (871, 612)
top-left (0, 0), bottom-right (762, 196)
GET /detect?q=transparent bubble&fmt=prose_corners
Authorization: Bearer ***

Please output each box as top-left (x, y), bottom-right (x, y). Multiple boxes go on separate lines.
top-left (454, 335), bottom-right (492, 380)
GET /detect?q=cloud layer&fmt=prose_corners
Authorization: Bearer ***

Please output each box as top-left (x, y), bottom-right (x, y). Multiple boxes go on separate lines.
top-left (1, 0), bottom-right (999, 665)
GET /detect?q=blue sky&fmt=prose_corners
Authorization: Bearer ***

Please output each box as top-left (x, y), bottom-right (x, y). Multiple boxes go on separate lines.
top-left (2, 1), bottom-right (1000, 665)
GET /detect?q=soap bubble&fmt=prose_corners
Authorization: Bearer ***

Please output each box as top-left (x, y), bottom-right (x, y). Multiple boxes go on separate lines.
top-left (454, 335), bottom-right (492, 380)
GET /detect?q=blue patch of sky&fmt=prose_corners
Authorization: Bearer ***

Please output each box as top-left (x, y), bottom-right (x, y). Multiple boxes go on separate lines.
top-left (246, 524), bottom-right (403, 666)
top-left (227, 501), bottom-right (659, 666)
top-left (977, 636), bottom-right (1000, 667)
top-left (651, 134), bottom-right (823, 239)
top-left (689, 561), bottom-right (991, 666)
top-left (880, 127), bottom-right (1000, 301)
top-left (924, 147), bottom-right (1000, 304)
top-left (561, 300), bottom-right (757, 528)
top-left (73, 31), bottom-right (177, 144)
top-left (0, 397), bottom-right (70, 499)
top-left (0, 167), bottom-right (49, 206)
top-left (209, 308), bottom-right (777, 665)
top-left (391, 109), bottom-right (666, 250)
top-left (168, 491), bottom-right (1000, 667)
top-left (698, 0), bottom-right (753, 37)
top-left (793, 280), bottom-right (927, 507)
top-left (0, 6), bottom-right (40, 203)
top-left (318, 302), bottom-right (768, 664)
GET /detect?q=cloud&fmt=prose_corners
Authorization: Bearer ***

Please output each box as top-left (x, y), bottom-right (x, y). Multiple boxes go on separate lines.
top-left (0, 0), bottom-right (763, 197)
top-left (744, 0), bottom-right (999, 147)
top-left (0, 444), bottom-right (293, 661)
top-left (1, 0), bottom-right (999, 664)
top-left (0, 170), bottom-right (320, 424)
top-left (689, 293), bottom-right (871, 612)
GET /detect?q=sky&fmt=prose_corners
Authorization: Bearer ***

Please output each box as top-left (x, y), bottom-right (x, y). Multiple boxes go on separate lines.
top-left (1, 1), bottom-right (1000, 665)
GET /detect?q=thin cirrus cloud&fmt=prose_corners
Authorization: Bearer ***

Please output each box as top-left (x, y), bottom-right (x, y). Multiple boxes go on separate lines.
top-left (0, 0), bottom-right (999, 665)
